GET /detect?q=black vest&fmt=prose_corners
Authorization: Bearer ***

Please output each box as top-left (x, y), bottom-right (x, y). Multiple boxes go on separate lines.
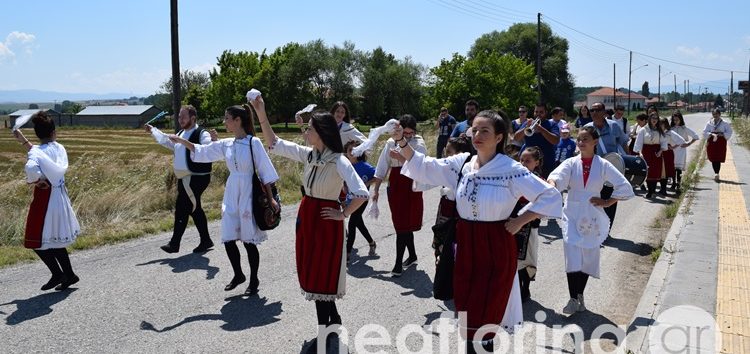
top-left (182, 128), bottom-right (212, 173)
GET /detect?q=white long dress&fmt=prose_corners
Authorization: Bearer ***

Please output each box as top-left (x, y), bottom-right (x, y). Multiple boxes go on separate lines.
top-left (191, 136), bottom-right (279, 244)
top-left (671, 126), bottom-right (699, 170)
top-left (548, 155), bottom-right (634, 277)
top-left (402, 151), bottom-right (562, 333)
top-left (25, 142), bottom-right (80, 249)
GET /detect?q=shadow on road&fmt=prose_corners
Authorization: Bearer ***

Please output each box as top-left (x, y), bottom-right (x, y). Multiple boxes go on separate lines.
top-left (539, 220), bottom-right (563, 244)
top-left (140, 295), bottom-right (282, 332)
top-left (0, 289), bottom-right (77, 325)
top-left (136, 252), bottom-right (219, 280)
top-left (372, 267), bottom-right (434, 299)
top-left (346, 250), bottom-right (380, 279)
top-left (602, 236), bottom-right (654, 257)
top-left (523, 299), bottom-right (623, 348)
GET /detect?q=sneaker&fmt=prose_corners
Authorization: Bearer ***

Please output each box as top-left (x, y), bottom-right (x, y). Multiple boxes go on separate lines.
top-left (715, 174), bottom-right (720, 182)
top-left (403, 256), bottom-right (418, 268)
top-left (368, 242), bottom-right (377, 256)
top-left (391, 266), bottom-right (403, 277)
top-left (577, 294), bottom-right (586, 312)
top-left (562, 298), bottom-right (579, 315)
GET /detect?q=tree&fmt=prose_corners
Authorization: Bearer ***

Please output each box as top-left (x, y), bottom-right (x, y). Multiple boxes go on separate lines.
top-left (203, 50), bottom-right (263, 120)
top-left (423, 52), bottom-right (536, 119)
top-left (642, 81), bottom-right (650, 98)
top-left (61, 100), bottom-right (83, 114)
top-left (159, 70), bottom-right (210, 115)
top-left (469, 23), bottom-right (574, 113)
top-left (360, 47), bottom-right (425, 124)
top-left (715, 94), bottom-right (724, 108)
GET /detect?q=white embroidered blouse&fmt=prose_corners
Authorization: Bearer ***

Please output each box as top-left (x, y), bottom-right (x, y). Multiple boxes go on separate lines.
top-left (401, 152), bottom-right (562, 221)
top-left (633, 127), bottom-right (668, 153)
top-left (374, 136), bottom-right (427, 180)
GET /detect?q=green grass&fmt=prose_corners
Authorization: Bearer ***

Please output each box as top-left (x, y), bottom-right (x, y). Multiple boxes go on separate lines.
top-left (734, 116), bottom-right (750, 149)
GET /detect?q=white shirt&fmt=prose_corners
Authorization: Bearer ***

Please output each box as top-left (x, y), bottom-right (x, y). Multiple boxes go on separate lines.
top-left (374, 137), bottom-right (427, 180)
top-left (401, 152), bottom-right (562, 222)
top-left (151, 125), bottom-right (212, 172)
top-left (702, 118), bottom-right (733, 140)
top-left (611, 116), bottom-right (628, 134)
top-left (633, 127), bottom-right (668, 153)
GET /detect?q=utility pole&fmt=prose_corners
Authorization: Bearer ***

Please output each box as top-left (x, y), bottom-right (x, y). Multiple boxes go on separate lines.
top-left (627, 51), bottom-right (632, 115)
top-left (170, 0), bottom-right (181, 133)
top-left (688, 80), bottom-right (691, 112)
top-left (536, 13), bottom-right (542, 99)
top-left (674, 74), bottom-right (677, 103)
top-left (613, 63), bottom-right (616, 107)
top-left (658, 65), bottom-right (661, 105)
top-left (730, 71), bottom-right (734, 118)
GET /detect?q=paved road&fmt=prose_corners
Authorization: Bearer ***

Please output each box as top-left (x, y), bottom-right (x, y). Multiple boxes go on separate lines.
top-left (0, 114), bottom-right (708, 353)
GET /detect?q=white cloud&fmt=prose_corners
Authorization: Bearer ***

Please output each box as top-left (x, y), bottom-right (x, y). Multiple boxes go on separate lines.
top-left (188, 62), bottom-right (218, 74)
top-left (676, 46), bottom-right (701, 58)
top-left (0, 31), bottom-right (36, 62)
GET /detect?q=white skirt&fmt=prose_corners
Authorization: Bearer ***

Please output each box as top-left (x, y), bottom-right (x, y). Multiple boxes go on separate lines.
top-left (563, 242), bottom-right (601, 278)
top-left (500, 273), bottom-right (523, 333)
top-left (517, 228), bottom-right (539, 278)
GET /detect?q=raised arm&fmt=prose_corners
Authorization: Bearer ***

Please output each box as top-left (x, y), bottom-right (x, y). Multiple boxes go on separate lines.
top-left (248, 95), bottom-right (277, 149)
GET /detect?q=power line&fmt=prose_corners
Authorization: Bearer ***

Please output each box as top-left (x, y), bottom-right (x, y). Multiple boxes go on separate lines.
top-left (425, 0), bottom-right (518, 27)
top-left (543, 14), bottom-right (749, 74)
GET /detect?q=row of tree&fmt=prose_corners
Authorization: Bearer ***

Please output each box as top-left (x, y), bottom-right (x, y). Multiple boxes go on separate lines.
top-left (145, 23), bottom-right (575, 125)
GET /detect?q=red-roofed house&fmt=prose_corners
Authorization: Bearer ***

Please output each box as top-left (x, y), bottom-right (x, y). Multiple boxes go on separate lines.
top-left (586, 87), bottom-right (648, 110)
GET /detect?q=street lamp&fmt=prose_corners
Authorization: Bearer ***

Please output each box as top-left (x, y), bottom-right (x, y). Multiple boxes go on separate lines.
top-left (628, 63), bottom-right (648, 115)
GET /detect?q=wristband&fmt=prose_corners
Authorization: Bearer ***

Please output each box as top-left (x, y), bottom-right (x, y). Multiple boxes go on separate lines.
top-left (399, 141), bottom-right (408, 148)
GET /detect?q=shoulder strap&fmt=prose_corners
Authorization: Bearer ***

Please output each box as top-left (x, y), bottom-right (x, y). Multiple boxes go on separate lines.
top-left (456, 154), bottom-right (473, 189)
top-left (248, 137), bottom-right (258, 178)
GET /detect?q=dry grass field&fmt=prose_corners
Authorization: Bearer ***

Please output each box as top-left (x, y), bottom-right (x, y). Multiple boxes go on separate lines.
top-left (0, 123), bottom-right (438, 267)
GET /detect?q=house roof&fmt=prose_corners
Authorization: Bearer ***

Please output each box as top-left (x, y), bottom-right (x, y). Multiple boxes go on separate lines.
top-left (9, 109), bottom-right (60, 117)
top-left (587, 87), bottom-right (648, 100)
top-left (76, 105), bottom-right (156, 116)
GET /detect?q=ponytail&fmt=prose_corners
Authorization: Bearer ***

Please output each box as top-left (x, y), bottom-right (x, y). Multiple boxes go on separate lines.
top-left (225, 105), bottom-right (256, 136)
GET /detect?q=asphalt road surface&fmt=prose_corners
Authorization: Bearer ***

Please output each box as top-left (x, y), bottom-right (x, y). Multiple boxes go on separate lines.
top-left (0, 113), bottom-right (709, 353)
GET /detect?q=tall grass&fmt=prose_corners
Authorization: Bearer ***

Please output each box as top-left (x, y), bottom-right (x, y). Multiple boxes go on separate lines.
top-left (0, 122), bottom-right (442, 267)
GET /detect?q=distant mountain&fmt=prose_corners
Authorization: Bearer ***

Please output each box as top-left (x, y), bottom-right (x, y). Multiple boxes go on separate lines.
top-left (0, 89), bottom-right (148, 103)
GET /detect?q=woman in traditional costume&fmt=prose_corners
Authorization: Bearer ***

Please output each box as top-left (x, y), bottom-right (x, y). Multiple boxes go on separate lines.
top-left (169, 105), bottom-right (279, 295)
top-left (13, 111), bottom-right (81, 291)
top-left (547, 126), bottom-right (634, 315)
top-left (251, 94), bottom-right (368, 349)
top-left (395, 109), bottom-right (562, 353)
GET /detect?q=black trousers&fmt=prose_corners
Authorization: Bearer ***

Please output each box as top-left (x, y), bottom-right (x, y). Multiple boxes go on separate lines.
top-left (712, 161), bottom-right (722, 174)
top-left (346, 201), bottom-right (374, 254)
top-left (603, 203), bottom-right (617, 232)
top-left (436, 136), bottom-right (450, 159)
top-left (566, 271), bottom-right (590, 298)
top-left (170, 174), bottom-right (211, 247)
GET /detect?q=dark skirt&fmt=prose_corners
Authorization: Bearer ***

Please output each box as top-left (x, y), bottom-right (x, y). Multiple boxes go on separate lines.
top-left (24, 185), bottom-right (51, 249)
top-left (707, 136), bottom-right (727, 163)
top-left (387, 167), bottom-right (423, 233)
top-left (642, 144), bottom-right (663, 182)
top-left (296, 196), bottom-right (345, 301)
top-left (454, 218), bottom-right (517, 340)
top-left (662, 149), bottom-right (676, 178)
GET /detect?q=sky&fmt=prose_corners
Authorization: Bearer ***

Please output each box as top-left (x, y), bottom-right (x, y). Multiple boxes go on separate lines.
top-left (1, 0), bottom-right (749, 98)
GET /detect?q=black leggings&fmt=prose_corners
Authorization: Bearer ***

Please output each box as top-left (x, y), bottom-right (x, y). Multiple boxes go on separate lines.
top-left (395, 232), bottom-right (416, 267)
top-left (346, 201), bottom-right (374, 254)
top-left (224, 241), bottom-right (259, 284)
top-left (566, 271), bottom-right (590, 298)
top-left (712, 161), bottom-right (722, 174)
top-left (314, 300), bottom-right (341, 326)
top-left (35, 248), bottom-right (75, 278)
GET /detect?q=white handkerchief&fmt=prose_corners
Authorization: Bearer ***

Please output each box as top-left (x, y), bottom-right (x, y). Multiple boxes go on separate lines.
top-left (352, 119), bottom-right (400, 157)
top-left (13, 114), bottom-right (33, 131)
top-left (246, 89), bottom-right (262, 101)
top-left (296, 104), bottom-right (317, 116)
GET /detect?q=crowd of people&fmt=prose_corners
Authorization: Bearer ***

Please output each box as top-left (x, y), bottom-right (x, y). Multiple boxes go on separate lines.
top-left (12, 94), bottom-right (732, 353)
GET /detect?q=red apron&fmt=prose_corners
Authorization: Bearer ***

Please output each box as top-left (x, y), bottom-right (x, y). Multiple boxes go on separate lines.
top-left (387, 167), bottom-right (423, 233)
top-left (454, 218), bottom-right (517, 341)
top-left (296, 196), bottom-right (345, 300)
top-left (24, 185), bottom-right (52, 249)
top-left (641, 144), bottom-right (663, 182)
top-left (707, 136), bottom-right (727, 163)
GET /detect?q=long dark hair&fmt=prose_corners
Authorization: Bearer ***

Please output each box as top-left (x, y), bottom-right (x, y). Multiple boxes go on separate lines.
top-left (521, 146), bottom-right (544, 175)
top-left (31, 111), bottom-right (55, 140)
top-left (472, 109), bottom-right (508, 155)
top-left (647, 113), bottom-right (664, 135)
top-left (578, 105), bottom-right (591, 119)
top-left (670, 111), bottom-right (685, 127)
top-left (399, 114), bottom-right (418, 132)
top-left (580, 125), bottom-right (600, 154)
top-left (310, 111), bottom-right (344, 153)
top-left (659, 117), bottom-right (672, 132)
top-left (226, 104), bottom-right (255, 136)
top-left (330, 101), bottom-right (351, 123)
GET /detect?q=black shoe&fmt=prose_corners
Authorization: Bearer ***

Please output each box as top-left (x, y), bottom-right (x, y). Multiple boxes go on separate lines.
top-left (55, 274), bottom-right (79, 291)
top-left (391, 265), bottom-right (403, 277)
top-left (160, 243), bottom-right (179, 253)
top-left (646, 192), bottom-right (653, 199)
top-left (403, 256), bottom-right (418, 268)
top-left (329, 314), bottom-right (342, 325)
top-left (41, 274), bottom-right (63, 291)
top-left (224, 275), bottom-right (246, 291)
top-left (244, 278), bottom-right (259, 295)
top-left (659, 189), bottom-right (668, 196)
top-left (193, 241), bottom-right (214, 253)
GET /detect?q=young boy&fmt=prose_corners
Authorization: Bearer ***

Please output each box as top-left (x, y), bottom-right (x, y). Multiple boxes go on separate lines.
top-left (344, 141), bottom-right (377, 262)
top-left (555, 124), bottom-right (577, 166)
